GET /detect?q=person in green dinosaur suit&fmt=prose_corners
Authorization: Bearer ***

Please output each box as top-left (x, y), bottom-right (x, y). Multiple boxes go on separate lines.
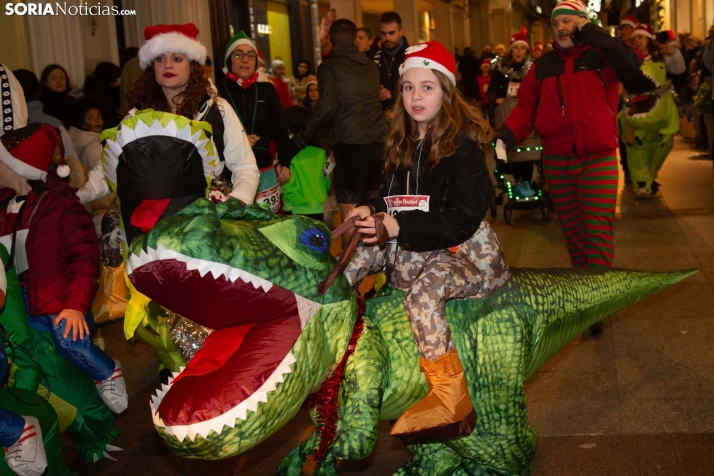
top-left (620, 24), bottom-right (679, 199)
top-left (101, 110), bottom-right (695, 475)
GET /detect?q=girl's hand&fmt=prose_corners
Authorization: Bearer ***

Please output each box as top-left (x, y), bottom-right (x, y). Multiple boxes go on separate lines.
top-left (276, 165), bottom-right (291, 183)
top-left (247, 134), bottom-right (260, 147)
top-left (347, 206), bottom-right (372, 220)
top-left (357, 213), bottom-right (399, 243)
top-left (54, 309), bottom-right (89, 341)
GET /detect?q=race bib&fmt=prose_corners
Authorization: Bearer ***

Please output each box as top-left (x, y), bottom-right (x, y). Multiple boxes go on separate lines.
top-left (0, 230), bottom-right (29, 274)
top-left (256, 183), bottom-right (281, 214)
top-left (507, 81), bottom-right (521, 98)
top-left (384, 195), bottom-right (430, 217)
top-left (384, 195), bottom-right (429, 243)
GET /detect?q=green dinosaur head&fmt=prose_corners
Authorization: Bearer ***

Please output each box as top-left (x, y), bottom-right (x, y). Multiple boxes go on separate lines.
top-left (623, 61), bottom-right (678, 133)
top-left (126, 199), bottom-right (356, 458)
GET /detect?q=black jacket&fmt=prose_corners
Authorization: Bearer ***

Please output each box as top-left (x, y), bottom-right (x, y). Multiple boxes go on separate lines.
top-left (219, 81), bottom-right (293, 169)
top-left (486, 60), bottom-right (526, 105)
top-left (364, 133), bottom-right (492, 251)
top-left (297, 43), bottom-right (387, 148)
top-left (373, 37), bottom-right (409, 109)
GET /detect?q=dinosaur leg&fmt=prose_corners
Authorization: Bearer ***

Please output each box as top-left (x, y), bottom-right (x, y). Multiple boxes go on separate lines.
top-left (651, 133), bottom-right (674, 183)
top-left (626, 130), bottom-right (658, 194)
top-left (394, 441), bottom-right (463, 476)
top-left (445, 301), bottom-right (539, 476)
top-left (279, 317), bottom-right (389, 476)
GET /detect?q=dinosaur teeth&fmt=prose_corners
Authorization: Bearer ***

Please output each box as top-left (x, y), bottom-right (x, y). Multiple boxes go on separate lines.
top-left (155, 352), bottom-right (297, 442)
top-left (295, 294), bottom-right (321, 330)
top-left (128, 246), bottom-right (275, 293)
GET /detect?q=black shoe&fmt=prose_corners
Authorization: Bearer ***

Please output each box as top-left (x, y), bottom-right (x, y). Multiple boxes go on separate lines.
top-left (651, 181), bottom-right (660, 195)
top-left (624, 173), bottom-right (632, 184)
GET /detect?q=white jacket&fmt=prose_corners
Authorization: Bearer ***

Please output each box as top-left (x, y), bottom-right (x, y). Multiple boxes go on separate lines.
top-left (77, 95), bottom-right (259, 205)
top-left (68, 127), bottom-right (102, 170)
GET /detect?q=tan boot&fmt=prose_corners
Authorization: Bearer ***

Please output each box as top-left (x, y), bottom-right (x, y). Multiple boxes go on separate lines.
top-left (390, 349), bottom-right (476, 438)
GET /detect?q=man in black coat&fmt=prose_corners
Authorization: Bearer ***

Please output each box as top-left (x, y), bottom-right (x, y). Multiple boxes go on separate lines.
top-left (372, 11), bottom-right (409, 110)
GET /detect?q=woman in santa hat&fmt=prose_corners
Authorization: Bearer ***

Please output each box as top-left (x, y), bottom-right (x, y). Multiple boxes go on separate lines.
top-left (487, 27), bottom-right (536, 197)
top-left (219, 31), bottom-right (295, 214)
top-left (342, 41), bottom-right (510, 438)
top-left (77, 23), bottom-right (260, 206)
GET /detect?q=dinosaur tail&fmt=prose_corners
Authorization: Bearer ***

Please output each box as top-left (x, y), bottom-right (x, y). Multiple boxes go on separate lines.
top-left (489, 267), bottom-right (698, 378)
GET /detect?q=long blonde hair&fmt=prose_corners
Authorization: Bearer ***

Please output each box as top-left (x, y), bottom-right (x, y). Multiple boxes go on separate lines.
top-left (384, 69), bottom-right (492, 174)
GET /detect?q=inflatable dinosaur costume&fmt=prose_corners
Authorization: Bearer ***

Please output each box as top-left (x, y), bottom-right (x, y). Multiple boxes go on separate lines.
top-left (104, 111), bottom-right (695, 475)
top-left (619, 61), bottom-right (679, 196)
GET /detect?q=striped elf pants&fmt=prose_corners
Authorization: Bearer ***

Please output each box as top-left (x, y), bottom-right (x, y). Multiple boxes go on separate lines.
top-left (542, 152), bottom-right (619, 268)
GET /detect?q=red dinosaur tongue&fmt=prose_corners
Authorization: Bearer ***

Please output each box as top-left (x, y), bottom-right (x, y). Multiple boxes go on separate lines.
top-left (158, 313), bottom-right (301, 426)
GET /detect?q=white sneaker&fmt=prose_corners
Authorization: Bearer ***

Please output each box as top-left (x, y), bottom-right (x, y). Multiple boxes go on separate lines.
top-left (4, 416), bottom-right (47, 476)
top-left (95, 359), bottom-right (128, 413)
top-left (636, 188), bottom-right (649, 200)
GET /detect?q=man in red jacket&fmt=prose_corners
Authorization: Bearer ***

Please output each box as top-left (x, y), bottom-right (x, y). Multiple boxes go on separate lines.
top-left (0, 123), bottom-right (127, 414)
top-left (496, 0), bottom-right (641, 268)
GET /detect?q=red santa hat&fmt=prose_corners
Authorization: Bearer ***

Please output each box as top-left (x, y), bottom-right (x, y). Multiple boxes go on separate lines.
top-left (0, 123), bottom-right (68, 181)
top-left (509, 27), bottom-right (529, 50)
top-left (662, 29), bottom-right (676, 41)
top-left (632, 23), bottom-right (655, 40)
top-left (533, 41), bottom-right (544, 51)
top-left (480, 59), bottom-right (491, 68)
top-left (138, 23), bottom-right (207, 69)
top-left (399, 41), bottom-right (457, 86)
top-left (620, 15), bottom-right (639, 29)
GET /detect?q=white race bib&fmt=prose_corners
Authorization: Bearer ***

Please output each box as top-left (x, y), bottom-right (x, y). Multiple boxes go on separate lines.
top-left (384, 195), bottom-right (430, 217)
top-left (256, 183), bottom-right (281, 214)
top-left (507, 81), bottom-right (521, 98)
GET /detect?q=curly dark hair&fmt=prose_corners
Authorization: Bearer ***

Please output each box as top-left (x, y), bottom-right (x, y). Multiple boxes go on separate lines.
top-left (120, 62), bottom-right (216, 118)
top-left (69, 94), bottom-right (103, 129)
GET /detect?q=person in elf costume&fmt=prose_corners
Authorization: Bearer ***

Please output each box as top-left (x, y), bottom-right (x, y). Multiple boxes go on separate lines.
top-left (496, 0), bottom-right (642, 268)
top-left (219, 31), bottom-right (295, 214)
top-left (0, 123), bottom-right (127, 416)
top-left (343, 41), bottom-right (510, 437)
top-left (620, 24), bottom-right (679, 199)
top-left (77, 23), bottom-right (259, 208)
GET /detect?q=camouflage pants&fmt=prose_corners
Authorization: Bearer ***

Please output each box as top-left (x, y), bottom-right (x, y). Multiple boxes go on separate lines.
top-left (343, 221), bottom-right (510, 360)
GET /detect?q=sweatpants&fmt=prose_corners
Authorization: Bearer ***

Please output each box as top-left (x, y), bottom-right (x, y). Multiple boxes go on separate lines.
top-left (542, 152), bottom-right (619, 268)
top-left (342, 221), bottom-right (510, 360)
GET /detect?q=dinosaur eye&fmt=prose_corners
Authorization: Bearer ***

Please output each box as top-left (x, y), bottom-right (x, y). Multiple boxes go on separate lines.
top-left (299, 228), bottom-right (329, 254)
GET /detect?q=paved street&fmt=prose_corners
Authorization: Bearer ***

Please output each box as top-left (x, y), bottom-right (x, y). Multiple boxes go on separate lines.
top-left (67, 137), bottom-right (714, 475)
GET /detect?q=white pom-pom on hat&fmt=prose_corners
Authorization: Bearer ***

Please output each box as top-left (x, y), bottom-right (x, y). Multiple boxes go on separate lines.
top-left (56, 164), bottom-right (70, 178)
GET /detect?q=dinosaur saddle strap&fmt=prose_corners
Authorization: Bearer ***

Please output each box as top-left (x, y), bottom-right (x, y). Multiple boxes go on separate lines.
top-left (317, 214), bottom-right (389, 295)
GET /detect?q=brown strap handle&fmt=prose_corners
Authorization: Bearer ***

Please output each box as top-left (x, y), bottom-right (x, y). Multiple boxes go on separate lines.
top-left (317, 214), bottom-right (390, 295)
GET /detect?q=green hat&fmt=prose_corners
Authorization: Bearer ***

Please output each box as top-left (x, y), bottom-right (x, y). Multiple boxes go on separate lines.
top-left (551, 0), bottom-right (589, 22)
top-left (223, 31), bottom-right (257, 74)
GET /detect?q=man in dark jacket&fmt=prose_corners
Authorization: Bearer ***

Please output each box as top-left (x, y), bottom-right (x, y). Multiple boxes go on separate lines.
top-left (496, 0), bottom-right (642, 269)
top-left (296, 19), bottom-right (387, 245)
top-left (372, 11), bottom-right (409, 110)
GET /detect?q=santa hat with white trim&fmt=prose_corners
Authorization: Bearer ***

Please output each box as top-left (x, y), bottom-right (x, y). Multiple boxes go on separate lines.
top-left (509, 27), bottom-right (529, 50)
top-left (533, 41), bottom-right (544, 51)
top-left (398, 41), bottom-right (457, 86)
top-left (551, 0), bottom-right (589, 21)
top-left (620, 15), bottom-right (638, 29)
top-left (0, 123), bottom-right (68, 181)
top-left (138, 23), bottom-right (207, 70)
top-left (632, 23), bottom-right (655, 39)
top-left (223, 31), bottom-right (258, 74)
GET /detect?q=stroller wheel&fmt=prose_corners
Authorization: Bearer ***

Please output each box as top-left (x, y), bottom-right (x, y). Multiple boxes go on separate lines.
top-left (504, 207), bottom-right (513, 225)
top-left (541, 204), bottom-right (550, 221)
